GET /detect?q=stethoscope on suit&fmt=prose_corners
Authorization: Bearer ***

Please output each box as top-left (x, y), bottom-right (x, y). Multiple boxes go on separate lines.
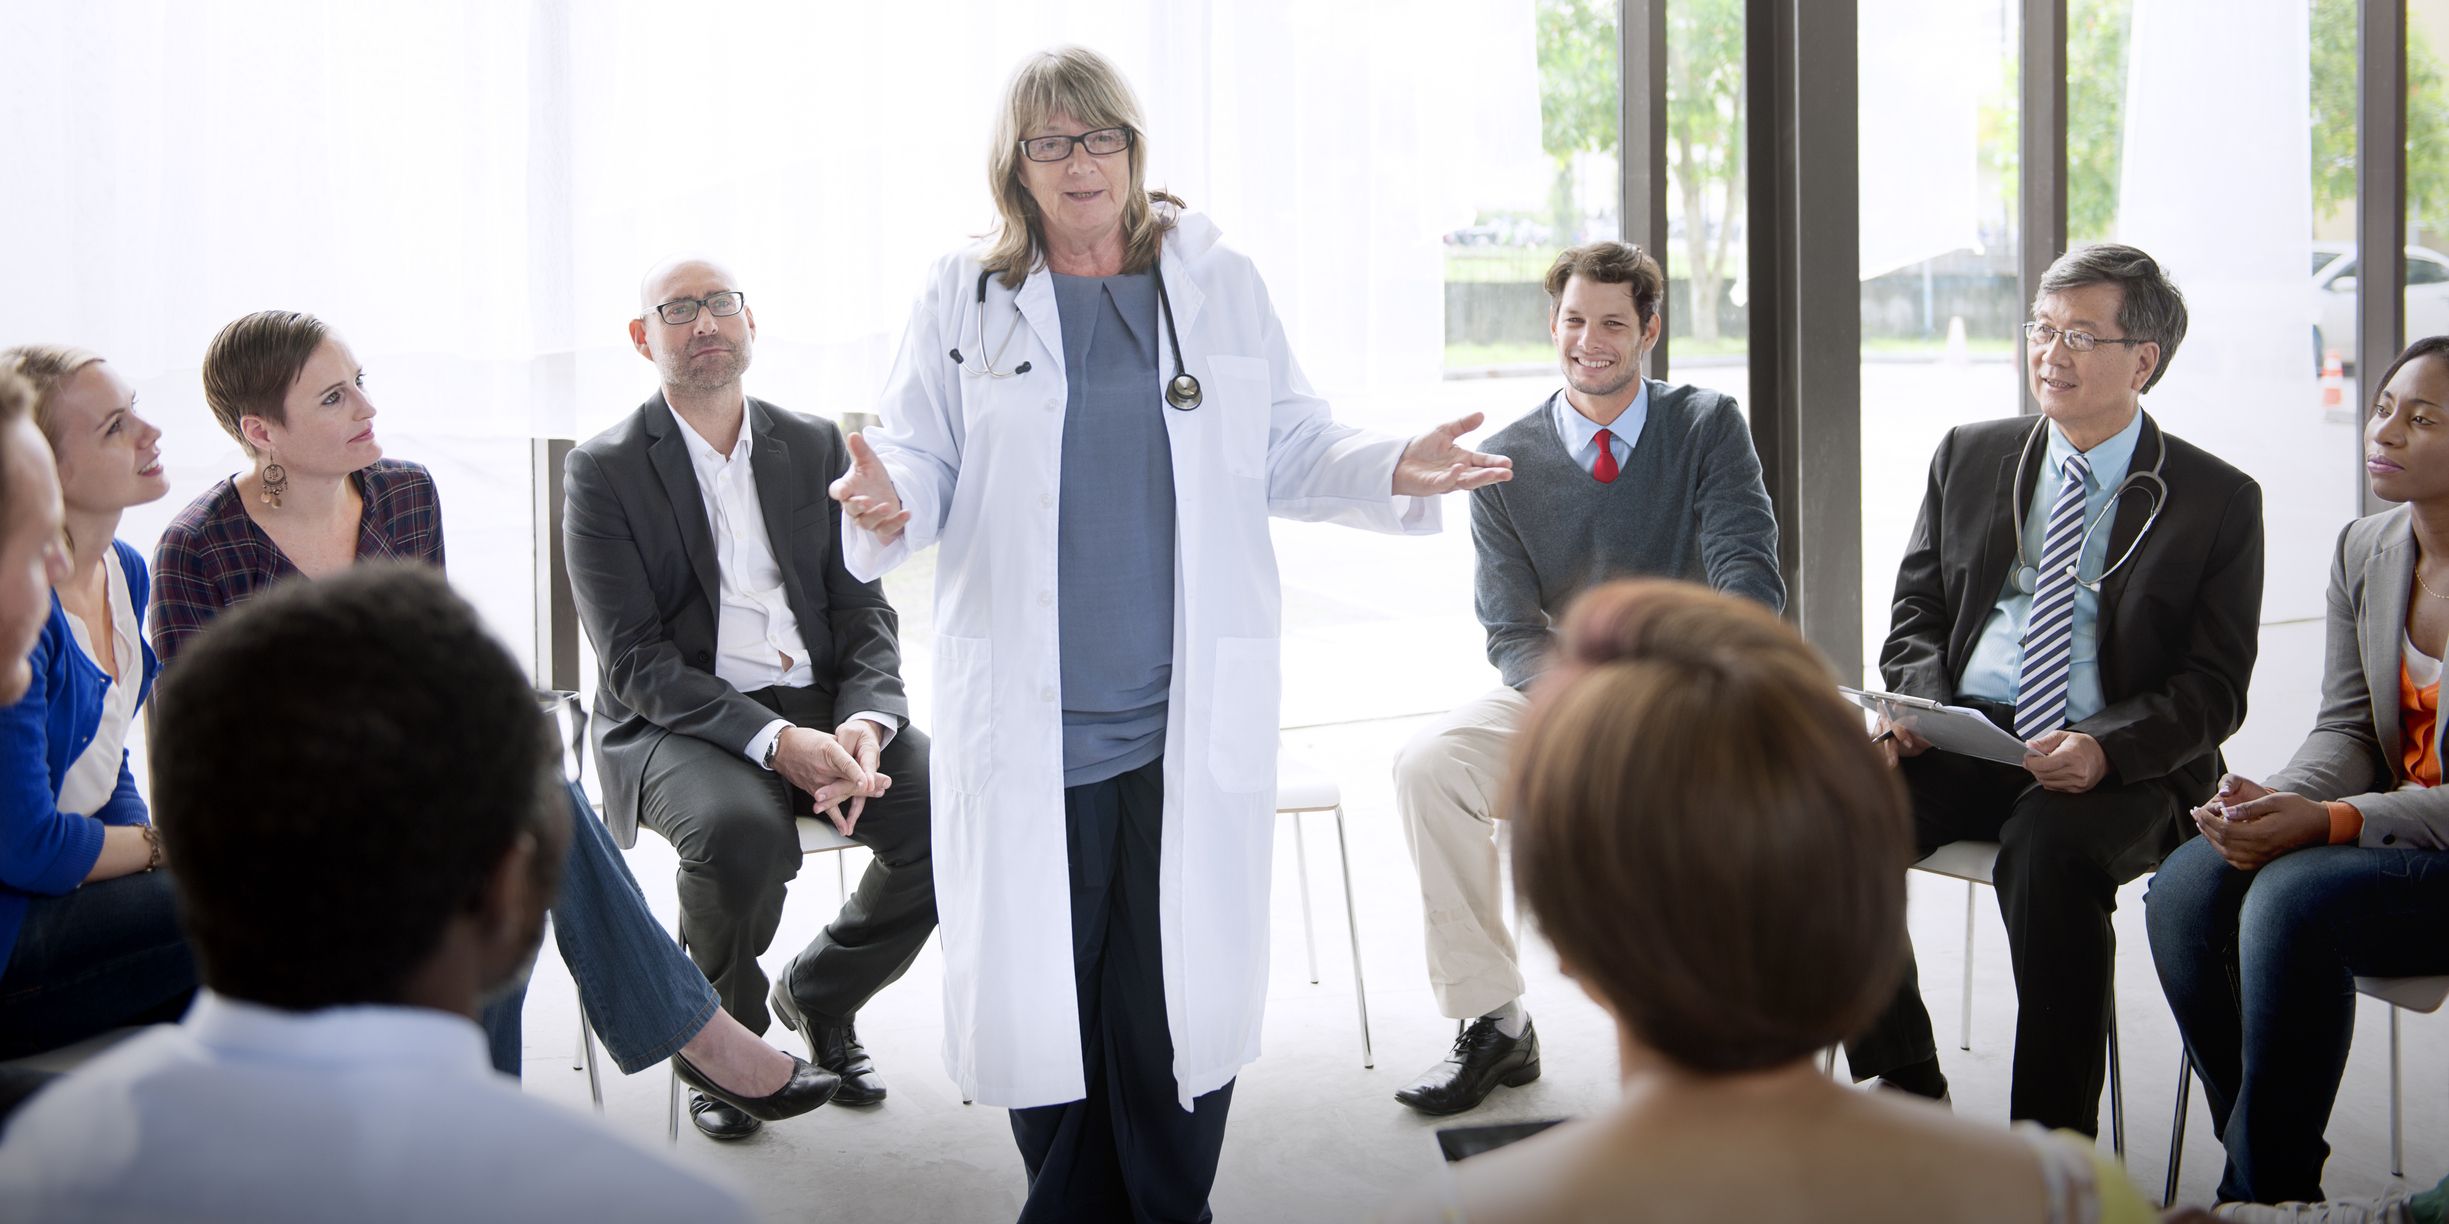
top-left (2009, 419), bottom-right (2171, 594)
top-left (947, 266), bottom-right (1204, 410)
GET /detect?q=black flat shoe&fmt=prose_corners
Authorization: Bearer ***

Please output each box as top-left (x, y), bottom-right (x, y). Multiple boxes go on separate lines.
top-left (673, 1051), bottom-right (840, 1123)
top-left (770, 979), bottom-right (887, 1106)
top-left (686, 1090), bottom-right (763, 1141)
top-left (1394, 1016), bottom-right (1541, 1117)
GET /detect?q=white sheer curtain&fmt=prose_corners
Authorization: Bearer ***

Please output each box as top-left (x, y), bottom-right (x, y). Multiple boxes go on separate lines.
top-left (0, 0), bottom-right (1541, 683)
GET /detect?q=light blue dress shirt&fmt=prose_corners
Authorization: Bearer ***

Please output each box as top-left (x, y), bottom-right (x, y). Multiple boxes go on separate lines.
top-left (1549, 380), bottom-right (1648, 476)
top-left (1956, 410), bottom-right (2145, 724)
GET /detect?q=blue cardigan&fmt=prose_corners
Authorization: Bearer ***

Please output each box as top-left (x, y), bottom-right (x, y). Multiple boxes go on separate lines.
top-left (0, 540), bottom-right (159, 975)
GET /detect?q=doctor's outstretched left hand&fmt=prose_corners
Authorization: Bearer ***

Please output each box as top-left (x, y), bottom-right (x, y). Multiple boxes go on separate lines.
top-left (1393, 413), bottom-right (1513, 496)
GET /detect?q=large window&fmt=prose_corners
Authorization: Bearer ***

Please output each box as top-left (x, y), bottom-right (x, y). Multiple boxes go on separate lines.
top-left (1857, 0), bottom-right (2022, 680)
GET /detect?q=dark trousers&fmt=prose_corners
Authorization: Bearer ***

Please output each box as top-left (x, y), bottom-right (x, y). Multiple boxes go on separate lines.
top-left (1010, 758), bottom-right (1233, 1224)
top-left (1843, 707), bottom-right (2191, 1134)
top-left (0, 870), bottom-right (195, 1060)
top-left (2146, 837), bottom-right (2449, 1203)
top-left (638, 685), bottom-right (936, 1034)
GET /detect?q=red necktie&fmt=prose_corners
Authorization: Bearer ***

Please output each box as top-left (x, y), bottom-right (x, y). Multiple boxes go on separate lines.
top-left (1592, 428), bottom-right (1619, 484)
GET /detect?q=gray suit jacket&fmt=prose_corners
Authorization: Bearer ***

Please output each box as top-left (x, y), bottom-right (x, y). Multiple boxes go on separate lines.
top-left (563, 394), bottom-right (910, 847)
top-left (2266, 505), bottom-right (2449, 850)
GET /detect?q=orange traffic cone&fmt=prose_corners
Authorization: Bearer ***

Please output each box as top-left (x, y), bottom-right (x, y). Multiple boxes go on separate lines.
top-left (2322, 349), bottom-right (2345, 410)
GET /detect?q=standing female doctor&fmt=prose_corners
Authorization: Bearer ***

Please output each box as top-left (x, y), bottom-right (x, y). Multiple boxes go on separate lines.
top-left (832, 46), bottom-right (1509, 1223)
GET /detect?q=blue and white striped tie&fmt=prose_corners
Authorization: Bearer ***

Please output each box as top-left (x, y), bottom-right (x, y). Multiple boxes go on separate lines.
top-left (2014, 452), bottom-right (2093, 741)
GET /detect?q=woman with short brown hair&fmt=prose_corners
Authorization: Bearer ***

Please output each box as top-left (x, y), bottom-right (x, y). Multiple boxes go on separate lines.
top-left (1386, 579), bottom-right (2155, 1223)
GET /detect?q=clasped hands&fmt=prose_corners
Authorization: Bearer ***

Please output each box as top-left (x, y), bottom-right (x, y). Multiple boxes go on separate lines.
top-left (771, 718), bottom-right (892, 836)
top-left (2187, 774), bottom-right (2329, 871)
top-left (1875, 720), bottom-right (2108, 793)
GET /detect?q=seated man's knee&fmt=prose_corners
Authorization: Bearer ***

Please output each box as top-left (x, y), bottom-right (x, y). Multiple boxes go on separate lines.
top-left (688, 808), bottom-right (799, 892)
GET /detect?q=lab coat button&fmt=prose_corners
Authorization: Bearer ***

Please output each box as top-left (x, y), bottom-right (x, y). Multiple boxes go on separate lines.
top-left (1039, 493), bottom-right (1054, 509)
top-left (1039, 686), bottom-right (1056, 702)
top-left (1037, 591), bottom-right (1053, 607)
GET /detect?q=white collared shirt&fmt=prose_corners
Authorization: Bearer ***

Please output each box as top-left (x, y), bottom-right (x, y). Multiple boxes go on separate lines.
top-left (670, 401), bottom-right (896, 766)
top-left (0, 992), bottom-right (751, 1224)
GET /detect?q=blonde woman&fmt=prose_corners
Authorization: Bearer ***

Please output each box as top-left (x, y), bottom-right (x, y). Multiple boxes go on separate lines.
top-left (831, 45), bottom-right (1510, 1220)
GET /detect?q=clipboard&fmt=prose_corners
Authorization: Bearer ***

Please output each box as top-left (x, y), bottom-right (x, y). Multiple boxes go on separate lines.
top-left (1838, 687), bottom-right (2031, 766)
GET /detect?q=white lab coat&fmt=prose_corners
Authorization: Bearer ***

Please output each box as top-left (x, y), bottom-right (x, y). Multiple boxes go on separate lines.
top-left (845, 210), bottom-right (1437, 1109)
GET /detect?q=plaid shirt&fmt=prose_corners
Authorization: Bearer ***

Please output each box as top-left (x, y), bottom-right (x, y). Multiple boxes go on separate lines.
top-left (148, 459), bottom-right (444, 667)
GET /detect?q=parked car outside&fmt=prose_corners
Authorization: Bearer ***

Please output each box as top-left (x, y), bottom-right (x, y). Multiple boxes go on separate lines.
top-left (2313, 241), bottom-right (2449, 372)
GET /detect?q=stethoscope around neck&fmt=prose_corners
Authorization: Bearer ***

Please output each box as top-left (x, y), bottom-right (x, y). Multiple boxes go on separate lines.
top-left (947, 266), bottom-right (1203, 410)
top-left (2009, 419), bottom-right (2171, 594)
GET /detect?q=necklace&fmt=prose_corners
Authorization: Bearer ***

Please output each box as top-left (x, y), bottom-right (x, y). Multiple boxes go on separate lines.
top-left (2419, 561), bottom-right (2449, 601)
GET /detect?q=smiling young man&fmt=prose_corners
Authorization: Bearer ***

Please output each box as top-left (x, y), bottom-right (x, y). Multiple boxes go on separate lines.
top-left (1844, 243), bottom-right (2265, 1137)
top-left (1391, 241), bottom-right (1782, 1116)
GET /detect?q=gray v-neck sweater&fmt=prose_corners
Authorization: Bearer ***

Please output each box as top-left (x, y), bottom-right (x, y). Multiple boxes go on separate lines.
top-left (1470, 382), bottom-right (1785, 688)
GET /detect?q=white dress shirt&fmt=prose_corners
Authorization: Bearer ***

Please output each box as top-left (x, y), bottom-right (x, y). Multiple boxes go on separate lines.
top-left (57, 547), bottom-right (140, 816)
top-left (670, 402), bottom-right (896, 767)
top-left (0, 992), bottom-right (751, 1224)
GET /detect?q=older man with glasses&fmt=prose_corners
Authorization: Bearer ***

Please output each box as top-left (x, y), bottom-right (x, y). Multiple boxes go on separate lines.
top-left (1844, 243), bottom-right (2264, 1139)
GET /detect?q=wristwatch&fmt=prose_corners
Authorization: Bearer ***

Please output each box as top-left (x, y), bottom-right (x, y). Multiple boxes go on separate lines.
top-left (763, 730), bottom-right (785, 771)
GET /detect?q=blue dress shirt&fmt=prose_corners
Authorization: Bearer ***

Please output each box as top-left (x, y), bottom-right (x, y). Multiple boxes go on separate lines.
top-left (1957, 410), bottom-right (2146, 724)
top-left (1549, 381), bottom-right (1649, 477)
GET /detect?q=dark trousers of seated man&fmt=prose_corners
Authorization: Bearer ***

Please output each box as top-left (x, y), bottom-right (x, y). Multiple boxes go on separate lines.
top-left (1843, 698), bottom-right (2192, 1135)
top-left (639, 683), bottom-right (935, 1035)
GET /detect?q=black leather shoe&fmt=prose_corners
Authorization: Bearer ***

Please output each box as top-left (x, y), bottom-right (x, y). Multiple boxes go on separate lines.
top-left (770, 978), bottom-right (887, 1106)
top-left (1394, 1016), bottom-right (1541, 1116)
top-left (673, 1051), bottom-right (840, 1123)
top-left (687, 1091), bottom-right (762, 1141)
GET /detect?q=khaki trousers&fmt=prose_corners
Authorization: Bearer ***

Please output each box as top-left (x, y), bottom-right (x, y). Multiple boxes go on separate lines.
top-left (1393, 686), bottom-right (1529, 1020)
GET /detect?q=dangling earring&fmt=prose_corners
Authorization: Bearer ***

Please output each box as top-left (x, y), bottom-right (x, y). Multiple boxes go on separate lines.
top-left (260, 461), bottom-right (288, 509)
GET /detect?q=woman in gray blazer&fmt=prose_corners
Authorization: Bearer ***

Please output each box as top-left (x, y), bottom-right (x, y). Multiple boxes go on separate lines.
top-left (2145, 336), bottom-right (2449, 1207)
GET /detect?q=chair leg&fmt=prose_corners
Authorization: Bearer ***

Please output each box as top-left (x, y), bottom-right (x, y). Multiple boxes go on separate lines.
top-left (577, 1011), bottom-right (603, 1110)
top-left (2390, 1004), bottom-right (2404, 1177)
top-left (836, 850), bottom-right (848, 907)
top-left (1960, 880), bottom-right (1976, 1052)
top-left (1331, 807), bottom-right (1374, 1069)
top-left (2164, 1050), bottom-right (2191, 1208)
top-left (668, 1061), bottom-right (683, 1144)
top-left (2106, 1004), bottom-right (2125, 1164)
top-left (1291, 812), bottom-right (1319, 984)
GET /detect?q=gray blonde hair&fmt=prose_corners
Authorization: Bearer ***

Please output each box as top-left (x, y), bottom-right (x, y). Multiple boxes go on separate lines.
top-left (2037, 243), bottom-right (2189, 392)
top-left (0, 345), bottom-right (107, 448)
top-left (982, 46), bottom-right (1180, 290)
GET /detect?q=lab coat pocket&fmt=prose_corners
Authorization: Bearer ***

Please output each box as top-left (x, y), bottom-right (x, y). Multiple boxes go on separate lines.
top-left (935, 634), bottom-right (994, 795)
top-left (1205, 636), bottom-right (1282, 794)
top-left (1204, 354), bottom-right (1272, 480)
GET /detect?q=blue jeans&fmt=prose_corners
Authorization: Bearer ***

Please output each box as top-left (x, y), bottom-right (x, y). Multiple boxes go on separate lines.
top-left (0, 869), bottom-right (196, 1059)
top-left (480, 782), bottom-right (719, 1077)
top-left (2145, 836), bottom-right (2449, 1203)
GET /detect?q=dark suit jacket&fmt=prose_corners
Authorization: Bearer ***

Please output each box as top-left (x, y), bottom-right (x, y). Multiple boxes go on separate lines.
top-left (1882, 412), bottom-right (2264, 799)
top-left (564, 393), bottom-right (910, 846)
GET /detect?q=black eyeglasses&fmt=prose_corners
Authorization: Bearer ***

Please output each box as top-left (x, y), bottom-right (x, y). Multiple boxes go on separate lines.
top-left (648, 291), bottom-right (747, 326)
top-left (1019, 127), bottom-right (1133, 163)
top-left (2023, 321), bottom-right (2145, 353)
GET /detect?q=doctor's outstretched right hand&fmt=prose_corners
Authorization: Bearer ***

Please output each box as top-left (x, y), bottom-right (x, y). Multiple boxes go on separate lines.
top-left (831, 432), bottom-right (911, 545)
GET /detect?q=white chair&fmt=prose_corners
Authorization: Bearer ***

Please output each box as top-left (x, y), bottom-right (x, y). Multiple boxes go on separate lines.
top-left (1912, 840), bottom-right (2127, 1160)
top-left (1277, 755), bottom-right (1374, 1069)
top-left (2163, 974), bottom-right (2449, 1203)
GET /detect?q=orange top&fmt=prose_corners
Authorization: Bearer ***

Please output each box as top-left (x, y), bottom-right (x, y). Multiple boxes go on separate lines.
top-left (2327, 656), bottom-right (2442, 843)
top-left (2403, 655), bottom-right (2442, 789)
